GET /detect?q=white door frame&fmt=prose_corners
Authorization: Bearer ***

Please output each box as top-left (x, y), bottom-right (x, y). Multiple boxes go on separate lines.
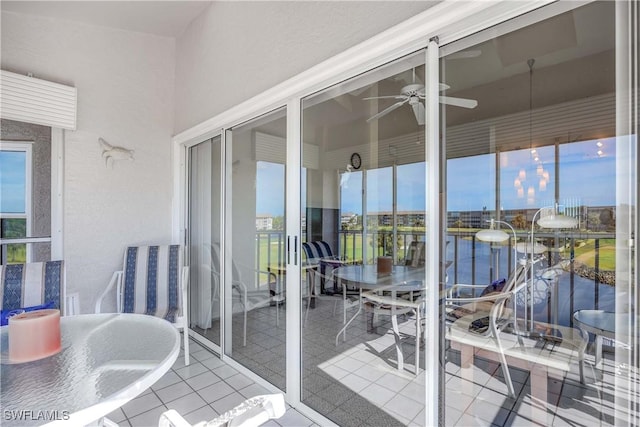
top-left (171, 2), bottom-right (640, 426)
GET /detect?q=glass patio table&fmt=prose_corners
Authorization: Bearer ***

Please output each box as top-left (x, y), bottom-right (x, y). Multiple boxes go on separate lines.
top-left (333, 265), bottom-right (424, 341)
top-left (1, 313), bottom-right (179, 426)
top-left (573, 310), bottom-right (633, 367)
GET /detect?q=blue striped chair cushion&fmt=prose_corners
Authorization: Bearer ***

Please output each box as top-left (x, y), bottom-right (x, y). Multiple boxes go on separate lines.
top-left (0, 261), bottom-right (65, 313)
top-left (303, 241), bottom-right (344, 292)
top-left (121, 245), bottom-right (183, 323)
top-left (301, 241), bottom-right (335, 260)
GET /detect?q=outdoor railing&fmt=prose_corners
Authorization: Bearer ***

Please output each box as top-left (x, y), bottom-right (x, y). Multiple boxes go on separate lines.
top-left (255, 229), bottom-right (615, 325)
top-left (256, 229), bottom-right (615, 281)
top-left (0, 236), bottom-right (52, 264)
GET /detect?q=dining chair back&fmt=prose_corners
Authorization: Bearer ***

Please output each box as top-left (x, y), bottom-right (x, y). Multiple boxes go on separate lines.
top-left (404, 241), bottom-right (426, 268)
top-left (302, 240), bottom-right (345, 292)
top-left (0, 260), bottom-right (74, 316)
top-left (301, 240), bottom-right (335, 260)
top-left (95, 245), bottom-right (190, 365)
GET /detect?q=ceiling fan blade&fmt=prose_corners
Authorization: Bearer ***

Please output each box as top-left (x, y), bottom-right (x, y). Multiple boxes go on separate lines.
top-left (439, 96), bottom-right (478, 109)
top-left (366, 99), bottom-right (408, 122)
top-left (411, 101), bottom-right (426, 125)
top-left (363, 95), bottom-right (405, 100)
top-left (439, 83), bottom-right (450, 91)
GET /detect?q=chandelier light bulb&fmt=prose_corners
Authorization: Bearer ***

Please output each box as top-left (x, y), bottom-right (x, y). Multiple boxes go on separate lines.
top-left (597, 150), bottom-right (603, 156)
top-left (514, 178), bottom-right (521, 187)
top-left (597, 141), bottom-right (603, 147)
top-left (536, 164), bottom-right (543, 176)
top-left (543, 171), bottom-right (550, 181)
top-left (519, 169), bottom-right (526, 180)
top-left (517, 187), bottom-right (524, 198)
top-left (539, 179), bottom-right (547, 191)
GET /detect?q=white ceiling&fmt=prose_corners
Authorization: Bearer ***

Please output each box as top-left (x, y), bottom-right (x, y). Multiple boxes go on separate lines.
top-left (0, 1), bottom-right (212, 38)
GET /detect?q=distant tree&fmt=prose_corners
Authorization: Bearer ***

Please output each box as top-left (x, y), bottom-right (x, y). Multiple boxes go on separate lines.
top-left (272, 215), bottom-right (284, 230)
top-left (599, 208), bottom-right (615, 230)
top-left (512, 214), bottom-right (527, 230)
top-left (374, 233), bottom-right (403, 258)
top-left (452, 219), bottom-right (465, 229)
top-left (587, 213), bottom-right (601, 231)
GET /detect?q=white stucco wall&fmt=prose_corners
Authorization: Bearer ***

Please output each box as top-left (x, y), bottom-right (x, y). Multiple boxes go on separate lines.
top-left (1, 11), bottom-right (176, 313)
top-left (174, 1), bottom-right (436, 133)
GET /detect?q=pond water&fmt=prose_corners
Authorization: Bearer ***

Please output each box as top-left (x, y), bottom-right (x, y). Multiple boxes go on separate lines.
top-left (446, 237), bottom-right (616, 328)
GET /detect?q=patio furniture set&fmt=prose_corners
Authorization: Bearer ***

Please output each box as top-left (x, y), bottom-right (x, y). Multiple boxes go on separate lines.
top-left (0, 246), bottom-right (283, 427)
top-left (0, 240), bottom-right (625, 426)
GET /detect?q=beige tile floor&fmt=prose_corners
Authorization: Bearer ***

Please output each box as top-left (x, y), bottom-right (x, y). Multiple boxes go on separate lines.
top-left (106, 337), bottom-right (317, 427)
top-left (117, 300), bottom-right (630, 427)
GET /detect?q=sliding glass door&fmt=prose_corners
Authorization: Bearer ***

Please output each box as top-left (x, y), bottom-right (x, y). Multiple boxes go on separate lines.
top-left (188, 136), bottom-right (222, 348)
top-left (225, 109), bottom-right (287, 390)
top-left (300, 50), bottom-right (430, 427)
top-left (182, 3), bottom-right (637, 426)
top-left (441, 2), bottom-right (636, 425)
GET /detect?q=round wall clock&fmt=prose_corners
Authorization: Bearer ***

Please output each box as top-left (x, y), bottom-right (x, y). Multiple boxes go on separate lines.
top-left (350, 152), bottom-right (362, 170)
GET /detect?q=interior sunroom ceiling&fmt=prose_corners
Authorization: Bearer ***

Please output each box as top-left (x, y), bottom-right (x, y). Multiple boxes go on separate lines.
top-left (296, 1), bottom-right (615, 165)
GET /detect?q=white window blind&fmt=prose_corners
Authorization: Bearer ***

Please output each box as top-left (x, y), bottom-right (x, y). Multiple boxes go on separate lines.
top-left (1, 70), bottom-right (77, 130)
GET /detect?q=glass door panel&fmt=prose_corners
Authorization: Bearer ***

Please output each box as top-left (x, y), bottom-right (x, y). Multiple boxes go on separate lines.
top-left (301, 50), bottom-right (427, 427)
top-left (441, 2), bottom-right (635, 425)
top-left (225, 109), bottom-right (287, 390)
top-left (189, 136), bottom-right (222, 347)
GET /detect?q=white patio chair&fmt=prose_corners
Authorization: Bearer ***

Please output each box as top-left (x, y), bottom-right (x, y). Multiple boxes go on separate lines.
top-left (361, 287), bottom-right (424, 374)
top-left (95, 245), bottom-right (190, 365)
top-left (0, 260), bottom-right (78, 319)
top-left (303, 266), bottom-right (359, 328)
top-left (158, 393), bottom-right (286, 427)
top-left (210, 243), bottom-right (278, 346)
top-left (446, 261), bottom-right (586, 397)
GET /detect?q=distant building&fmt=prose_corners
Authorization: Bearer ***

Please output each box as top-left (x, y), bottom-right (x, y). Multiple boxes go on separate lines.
top-left (446, 205), bottom-right (614, 230)
top-left (256, 214), bottom-right (273, 230)
top-left (340, 212), bottom-right (358, 226)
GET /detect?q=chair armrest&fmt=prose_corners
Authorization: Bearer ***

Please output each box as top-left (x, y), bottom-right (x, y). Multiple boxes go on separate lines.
top-left (158, 409), bottom-right (192, 427)
top-left (181, 265), bottom-right (189, 318)
top-left (65, 292), bottom-right (80, 316)
top-left (181, 266), bottom-right (190, 292)
top-left (206, 394), bottom-right (285, 427)
top-left (362, 290), bottom-right (424, 310)
top-left (446, 292), bottom-right (507, 304)
top-left (248, 268), bottom-right (278, 292)
top-left (447, 283), bottom-right (490, 298)
top-left (95, 271), bottom-right (122, 313)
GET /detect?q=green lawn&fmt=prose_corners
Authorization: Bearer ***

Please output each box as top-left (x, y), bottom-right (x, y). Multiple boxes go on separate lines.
top-left (574, 239), bottom-right (616, 270)
top-left (1, 218), bottom-right (27, 263)
top-left (254, 231), bottom-right (617, 272)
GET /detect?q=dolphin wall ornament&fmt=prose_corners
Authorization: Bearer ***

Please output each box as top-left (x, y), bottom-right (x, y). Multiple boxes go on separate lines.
top-left (98, 138), bottom-right (134, 167)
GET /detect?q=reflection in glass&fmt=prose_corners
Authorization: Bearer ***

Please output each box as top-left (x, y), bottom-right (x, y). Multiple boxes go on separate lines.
top-left (301, 50), bottom-right (427, 427)
top-left (441, 2), bottom-right (632, 426)
top-left (189, 136), bottom-right (222, 347)
top-left (226, 110), bottom-right (287, 390)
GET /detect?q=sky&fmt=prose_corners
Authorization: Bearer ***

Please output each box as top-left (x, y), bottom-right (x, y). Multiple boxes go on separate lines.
top-left (0, 150), bottom-right (26, 214)
top-left (446, 140), bottom-right (620, 212)
top-left (0, 137), bottom-right (622, 218)
top-left (253, 137), bottom-right (620, 217)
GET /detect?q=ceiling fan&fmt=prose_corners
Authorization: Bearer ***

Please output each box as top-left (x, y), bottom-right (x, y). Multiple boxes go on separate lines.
top-left (364, 77), bottom-right (478, 125)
